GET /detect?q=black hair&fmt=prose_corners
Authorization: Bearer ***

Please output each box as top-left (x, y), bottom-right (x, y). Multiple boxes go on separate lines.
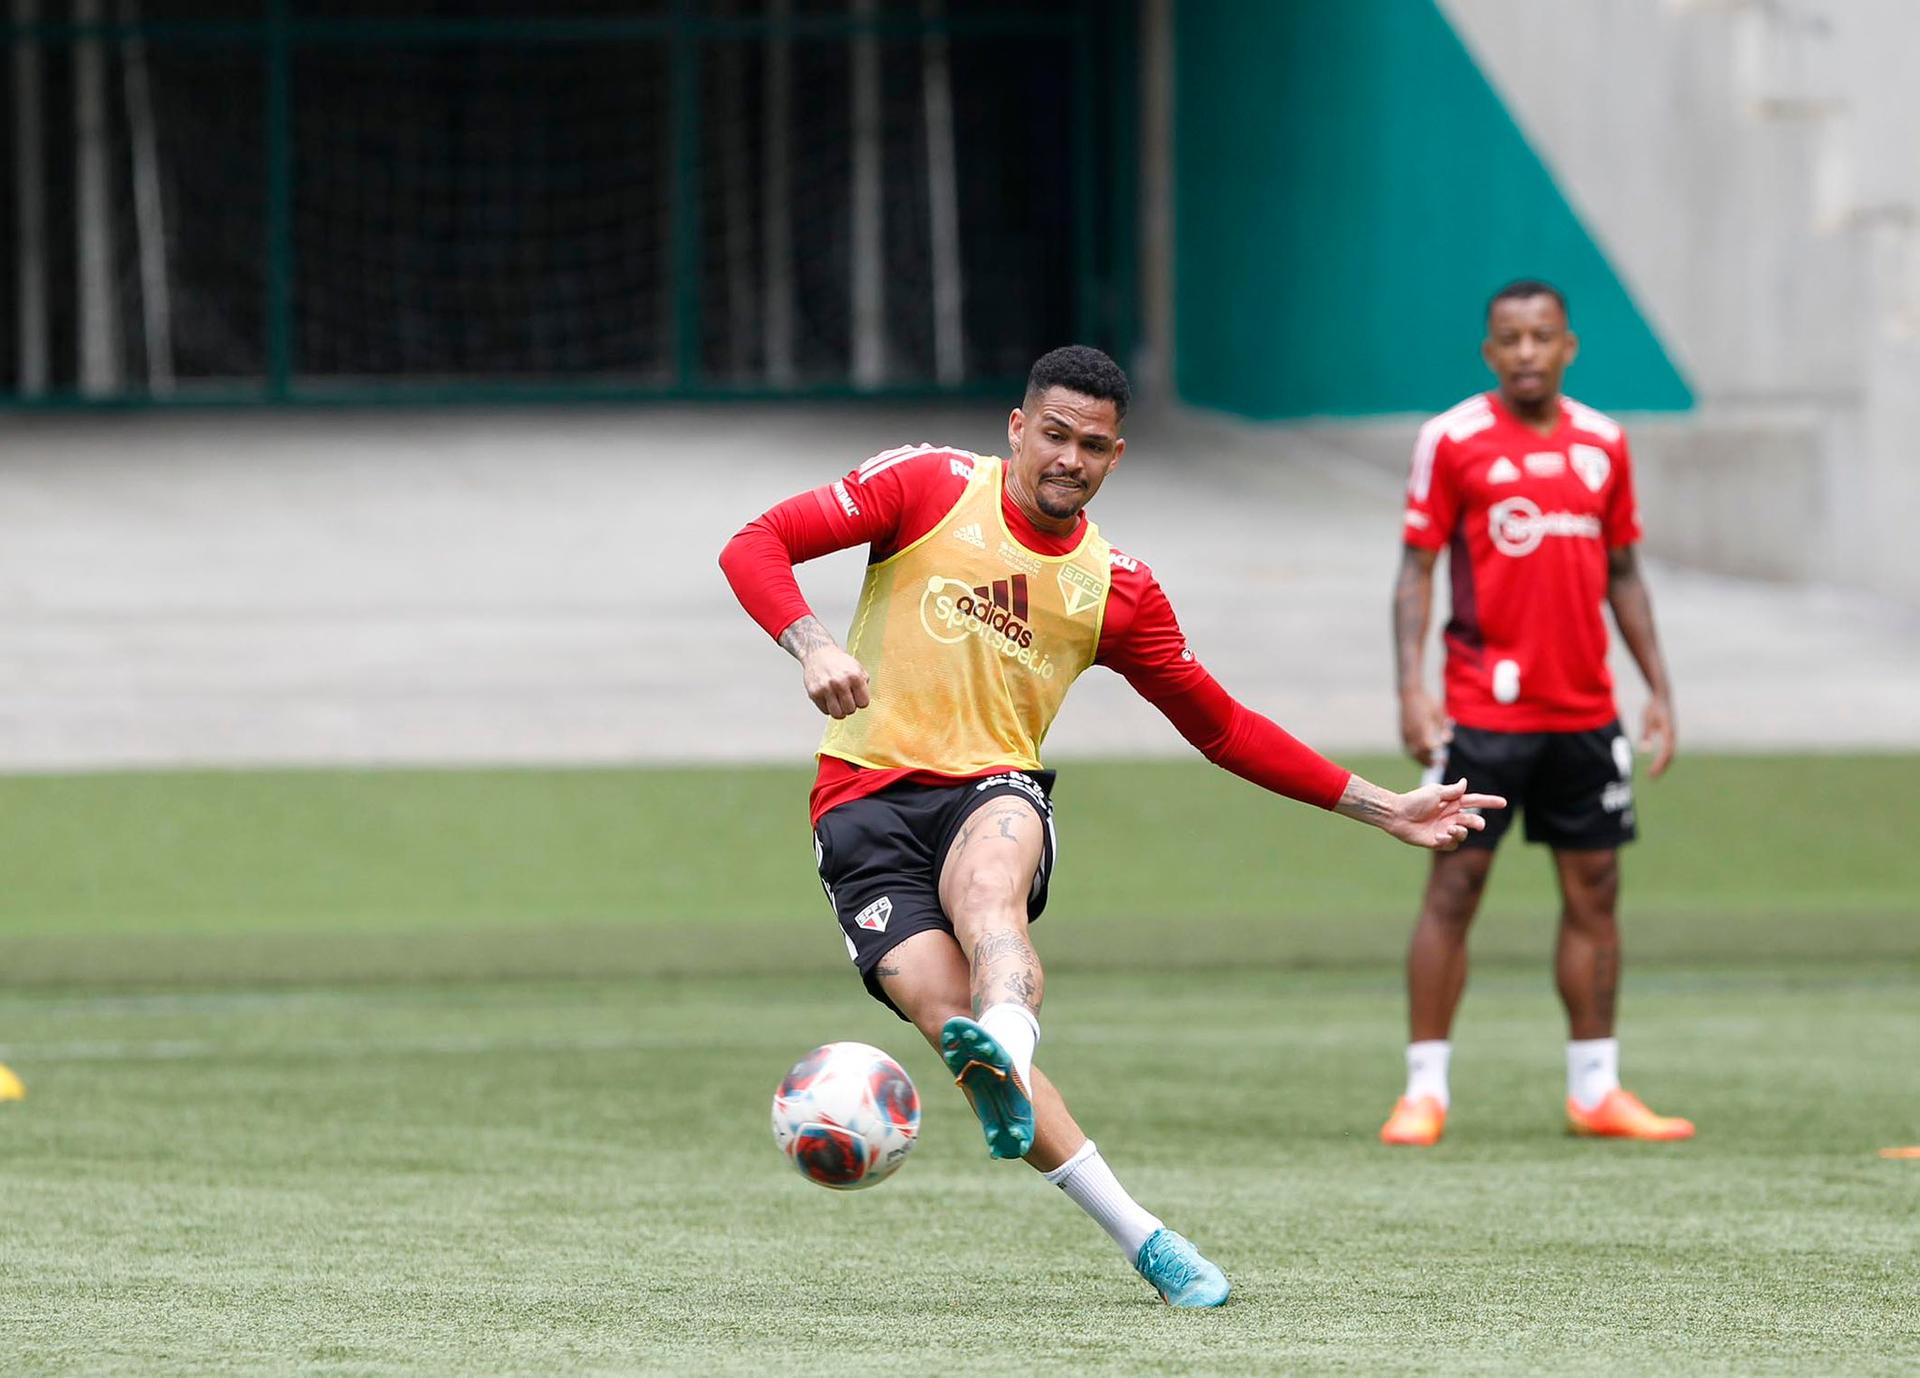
top-left (1486, 279), bottom-right (1569, 325)
top-left (1024, 344), bottom-right (1131, 421)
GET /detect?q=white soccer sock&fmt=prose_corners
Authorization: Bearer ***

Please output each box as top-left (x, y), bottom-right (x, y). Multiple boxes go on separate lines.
top-left (1405, 1040), bottom-right (1452, 1108)
top-left (1042, 1140), bottom-right (1163, 1260)
top-left (1567, 1038), bottom-right (1620, 1110)
top-left (977, 1003), bottom-right (1039, 1089)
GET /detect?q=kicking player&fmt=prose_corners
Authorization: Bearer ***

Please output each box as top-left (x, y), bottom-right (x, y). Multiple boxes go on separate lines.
top-left (1381, 280), bottom-right (1693, 1147)
top-left (721, 345), bottom-right (1505, 1306)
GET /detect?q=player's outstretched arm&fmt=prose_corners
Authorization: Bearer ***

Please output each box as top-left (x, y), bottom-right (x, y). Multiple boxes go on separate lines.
top-left (778, 615), bottom-right (870, 720)
top-left (1334, 775), bottom-right (1507, 852)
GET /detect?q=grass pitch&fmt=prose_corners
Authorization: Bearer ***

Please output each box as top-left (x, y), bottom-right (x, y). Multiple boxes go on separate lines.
top-left (1, 756), bottom-right (1916, 1375)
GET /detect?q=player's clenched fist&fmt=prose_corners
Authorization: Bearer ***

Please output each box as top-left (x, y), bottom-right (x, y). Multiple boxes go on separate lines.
top-left (773, 614), bottom-right (871, 719)
top-left (802, 644), bottom-right (871, 719)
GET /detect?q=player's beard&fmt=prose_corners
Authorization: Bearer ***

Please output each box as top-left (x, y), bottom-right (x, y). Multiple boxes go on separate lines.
top-left (1036, 474), bottom-right (1087, 519)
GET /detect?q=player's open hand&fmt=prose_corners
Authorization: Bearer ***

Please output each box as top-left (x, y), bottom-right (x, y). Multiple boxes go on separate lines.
top-left (1641, 694), bottom-right (1676, 779)
top-left (1386, 777), bottom-right (1508, 851)
top-left (802, 644), bottom-right (871, 719)
top-left (1399, 688), bottom-right (1450, 767)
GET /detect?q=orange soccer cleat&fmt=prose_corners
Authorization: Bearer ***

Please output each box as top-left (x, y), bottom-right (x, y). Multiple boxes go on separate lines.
top-left (1566, 1089), bottom-right (1694, 1141)
top-left (1379, 1095), bottom-right (1447, 1146)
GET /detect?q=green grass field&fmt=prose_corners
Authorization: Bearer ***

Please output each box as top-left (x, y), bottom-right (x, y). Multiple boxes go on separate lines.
top-left (2, 756), bottom-right (1917, 1375)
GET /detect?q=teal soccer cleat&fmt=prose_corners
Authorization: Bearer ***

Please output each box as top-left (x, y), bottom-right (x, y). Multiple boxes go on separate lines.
top-left (1134, 1229), bottom-right (1231, 1308)
top-left (938, 1016), bottom-right (1033, 1160)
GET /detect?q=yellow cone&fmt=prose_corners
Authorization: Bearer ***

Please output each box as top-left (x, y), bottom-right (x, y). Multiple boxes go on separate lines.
top-left (0, 1063), bottom-right (22, 1101)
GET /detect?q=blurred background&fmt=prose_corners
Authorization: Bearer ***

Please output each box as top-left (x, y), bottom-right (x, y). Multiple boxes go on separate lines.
top-left (1, 0), bottom-right (1917, 780)
top-left (3, 6), bottom-right (1917, 1370)
top-left (3, 0), bottom-right (1918, 956)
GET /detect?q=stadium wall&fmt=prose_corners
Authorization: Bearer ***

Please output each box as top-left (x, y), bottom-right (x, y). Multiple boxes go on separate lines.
top-left (1165, 0), bottom-right (1920, 605)
top-left (1168, 0), bottom-right (1693, 421)
top-left (1439, 0), bottom-right (1920, 604)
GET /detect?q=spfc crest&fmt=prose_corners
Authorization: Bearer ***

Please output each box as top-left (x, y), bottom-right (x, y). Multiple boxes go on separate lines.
top-left (1057, 563), bottom-right (1106, 617)
top-left (1571, 443), bottom-right (1611, 493)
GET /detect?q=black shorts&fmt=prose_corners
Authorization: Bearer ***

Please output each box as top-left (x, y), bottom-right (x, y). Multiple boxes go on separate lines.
top-left (812, 770), bottom-right (1058, 1020)
top-left (1435, 721), bottom-right (1638, 852)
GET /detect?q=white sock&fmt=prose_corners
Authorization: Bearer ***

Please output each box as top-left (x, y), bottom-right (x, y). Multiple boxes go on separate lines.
top-left (1406, 1040), bottom-right (1451, 1108)
top-left (977, 1003), bottom-right (1039, 1089)
top-left (1042, 1140), bottom-right (1163, 1260)
top-left (1567, 1038), bottom-right (1620, 1110)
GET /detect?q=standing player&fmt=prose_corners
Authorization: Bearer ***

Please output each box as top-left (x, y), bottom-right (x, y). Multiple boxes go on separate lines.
top-left (721, 345), bottom-right (1505, 1306)
top-left (1381, 281), bottom-right (1692, 1147)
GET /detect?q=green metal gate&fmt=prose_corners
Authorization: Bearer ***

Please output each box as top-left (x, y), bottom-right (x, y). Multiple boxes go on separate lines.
top-left (1, 1), bottom-right (1137, 407)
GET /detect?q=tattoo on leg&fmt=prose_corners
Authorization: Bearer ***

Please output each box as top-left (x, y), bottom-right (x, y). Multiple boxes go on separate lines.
top-left (970, 928), bottom-right (1042, 1016)
top-left (1592, 945), bottom-right (1618, 1026)
top-left (972, 931), bottom-right (1027, 967)
top-left (875, 962), bottom-right (901, 979)
top-left (998, 966), bottom-right (1039, 1007)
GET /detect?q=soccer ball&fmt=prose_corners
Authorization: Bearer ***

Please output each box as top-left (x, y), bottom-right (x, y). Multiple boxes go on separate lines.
top-left (771, 1041), bottom-right (920, 1190)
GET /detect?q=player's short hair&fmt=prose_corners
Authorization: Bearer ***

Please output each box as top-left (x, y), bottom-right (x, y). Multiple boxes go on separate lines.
top-left (1486, 279), bottom-right (1569, 325)
top-left (1024, 345), bottom-right (1131, 421)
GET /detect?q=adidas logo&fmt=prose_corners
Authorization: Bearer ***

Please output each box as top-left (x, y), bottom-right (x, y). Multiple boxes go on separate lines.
top-left (954, 522), bottom-right (986, 549)
top-left (1488, 457), bottom-right (1521, 485)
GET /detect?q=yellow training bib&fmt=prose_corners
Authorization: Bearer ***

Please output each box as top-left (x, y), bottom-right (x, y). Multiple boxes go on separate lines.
top-left (820, 455), bottom-right (1112, 775)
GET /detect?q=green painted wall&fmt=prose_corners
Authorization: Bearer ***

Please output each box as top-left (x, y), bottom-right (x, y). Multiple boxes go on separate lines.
top-left (1173, 0), bottom-right (1692, 418)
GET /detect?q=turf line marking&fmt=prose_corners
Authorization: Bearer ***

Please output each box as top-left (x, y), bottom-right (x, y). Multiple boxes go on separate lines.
top-left (0, 1030), bottom-right (737, 1064)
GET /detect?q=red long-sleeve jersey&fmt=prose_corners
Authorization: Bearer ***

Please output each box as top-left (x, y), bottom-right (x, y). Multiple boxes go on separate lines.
top-left (719, 446), bottom-right (1352, 824)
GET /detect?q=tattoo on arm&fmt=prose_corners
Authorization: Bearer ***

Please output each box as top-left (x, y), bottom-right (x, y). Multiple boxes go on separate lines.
top-left (777, 615), bottom-right (837, 661)
top-left (1393, 547), bottom-right (1437, 693)
top-left (1334, 776), bottom-right (1392, 826)
top-left (1605, 545), bottom-right (1671, 698)
top-left (1607, 544), bottom-right (1637, 584)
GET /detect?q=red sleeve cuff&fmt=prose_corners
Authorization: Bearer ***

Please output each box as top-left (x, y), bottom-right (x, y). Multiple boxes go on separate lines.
top-left (1215, 702), bottom-right (1352, 809)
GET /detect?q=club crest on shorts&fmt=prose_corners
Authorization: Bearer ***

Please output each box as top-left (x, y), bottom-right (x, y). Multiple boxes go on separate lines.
top-left (853, 896), bottom-right (893, 932)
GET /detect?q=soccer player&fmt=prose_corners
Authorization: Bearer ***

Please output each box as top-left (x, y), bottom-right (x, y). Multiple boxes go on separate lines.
top-left (1380, 281), bottom-right (1692, 1147)
top-left (721, 345), bottom-right (1504, 1306)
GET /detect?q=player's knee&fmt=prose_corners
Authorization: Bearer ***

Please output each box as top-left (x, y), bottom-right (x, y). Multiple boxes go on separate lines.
top-left (1560, 854), bottom-right (1620, 923)
top-left (1427, 859), bottom-right (1491, 921)
top-left (946, 866), bottom-right (1027, 930)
